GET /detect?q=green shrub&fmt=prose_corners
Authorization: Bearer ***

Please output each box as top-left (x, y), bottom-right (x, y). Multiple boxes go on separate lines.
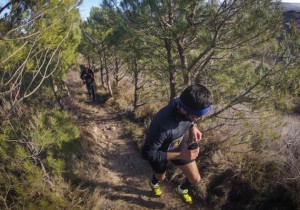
top-left (0, 109), bottom-right (84, 209)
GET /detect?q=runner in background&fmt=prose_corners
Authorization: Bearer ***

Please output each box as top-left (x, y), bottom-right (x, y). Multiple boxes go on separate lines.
top-left (80, 64), bottom-right (95, 101)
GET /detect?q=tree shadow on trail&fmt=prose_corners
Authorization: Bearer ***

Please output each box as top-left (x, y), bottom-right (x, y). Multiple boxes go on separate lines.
top-left (108, 194), bottom-right (165, 209)
top-left (77, 91), bottom-right (110, 106)
top-left (95, 92), bottom-right (111, 104)
top-left (72, 178), bottom-right (166, 209)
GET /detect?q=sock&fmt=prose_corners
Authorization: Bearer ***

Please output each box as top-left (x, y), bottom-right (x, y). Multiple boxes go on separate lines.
top-left (179, 179), bottom-right (193, 192)
top-left (151, 174), bottom-right (160, 185)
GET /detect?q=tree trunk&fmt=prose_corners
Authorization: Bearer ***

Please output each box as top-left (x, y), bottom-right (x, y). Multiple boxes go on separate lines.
top-left (49, 75), bottom-right (64, 110)
top-left (107, 74), bottom-right (113, 96)
top-left (165, 39), bottom-right (176, 101)
top-left (114, 57), bottom-right (121, 96)
top-left (103, 52), bottom-right (113, 96)
top-left (114, 57), bottom-right (120, 88)
top-left (166, 0), bottom-right (176, 101)
top-left (176, 38), bottom-right (191, 85)
top-left (100, 56), bottom-right (105, 88)
top-left (133, 59), bottom-right (139, 112)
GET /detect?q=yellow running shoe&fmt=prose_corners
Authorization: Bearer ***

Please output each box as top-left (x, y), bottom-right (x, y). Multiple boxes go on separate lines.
top-left (149, 180), bottom-right (163, 197)
top-left (174, 187), bottom-right (193, 204)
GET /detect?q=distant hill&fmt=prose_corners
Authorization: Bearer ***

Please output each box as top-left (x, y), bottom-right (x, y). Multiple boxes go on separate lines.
top-left (281, 2), bottom-right (300, 12)
top-left (283, 10), bottom-right (300, 23)
top-left (281, 3), bottom-right (300, 29)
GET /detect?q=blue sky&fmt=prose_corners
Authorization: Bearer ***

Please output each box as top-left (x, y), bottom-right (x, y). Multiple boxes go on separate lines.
top-left (2, 0), bottom-right (300, 20)
top-left (78, 0), bottom-right (102, 20)
top-left (78, 0), bottom-right (300, 20)
top-left (0, 0), bottom-right (102, 20)
top-left (78, 0), bottom-right (300, 19)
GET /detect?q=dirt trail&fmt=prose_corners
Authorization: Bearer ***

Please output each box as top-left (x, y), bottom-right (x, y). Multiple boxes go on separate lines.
top-left (66, 67), bottom-right (203, 210)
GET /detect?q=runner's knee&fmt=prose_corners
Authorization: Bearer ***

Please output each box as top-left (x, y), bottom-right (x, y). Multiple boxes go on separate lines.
top-left (155, 173), bottom-right (166, 181)
top-left (188, 174), bottom-right (201, 184)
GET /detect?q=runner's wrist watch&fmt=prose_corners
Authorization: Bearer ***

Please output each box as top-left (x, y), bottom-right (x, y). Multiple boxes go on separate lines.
top-left (190, 122), bottom-right (195, 129)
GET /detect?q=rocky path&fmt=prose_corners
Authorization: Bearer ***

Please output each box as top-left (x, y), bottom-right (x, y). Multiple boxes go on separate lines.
top-left (66, 67), bottom-right (203, 210)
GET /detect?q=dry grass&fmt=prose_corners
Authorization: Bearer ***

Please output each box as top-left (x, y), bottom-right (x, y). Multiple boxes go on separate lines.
top-left (276, 115), bottom-right (300, 192)
top-left (179, 105), bottom-right (299, 209)
top-left (106, 83), bottom-right (300, 209)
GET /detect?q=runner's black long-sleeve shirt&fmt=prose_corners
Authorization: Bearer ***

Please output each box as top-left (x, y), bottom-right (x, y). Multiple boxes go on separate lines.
top-left (141, 99), bottom-right (193, 162)
top-left (80, 69), bottom-right (94, 84)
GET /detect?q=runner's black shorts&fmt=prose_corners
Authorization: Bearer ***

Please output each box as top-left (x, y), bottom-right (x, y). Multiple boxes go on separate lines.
top-left (148, 158), bottom-right (194, 174)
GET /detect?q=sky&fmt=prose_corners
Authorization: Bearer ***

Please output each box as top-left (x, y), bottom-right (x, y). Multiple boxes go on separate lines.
top-left (0, 0), bottom-right (101, 20)
top-left (1, 0), bottom-right (300, 20)
top-left (78, 0), bottom-right (102, 20)
top-left (78, 0), bottom-right (300, 20)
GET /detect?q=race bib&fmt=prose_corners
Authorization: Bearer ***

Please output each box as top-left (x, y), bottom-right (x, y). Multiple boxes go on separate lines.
top-left (168, 136), bottom-right (183, 151)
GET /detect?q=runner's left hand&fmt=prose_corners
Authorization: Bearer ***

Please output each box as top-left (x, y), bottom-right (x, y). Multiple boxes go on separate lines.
top-left (190, 126), bottom-right (202, 142)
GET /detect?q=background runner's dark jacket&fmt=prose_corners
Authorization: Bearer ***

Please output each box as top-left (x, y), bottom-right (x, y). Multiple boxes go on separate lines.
top-left (142, 99), bottom-right (193, 162)
top-left (80, 69), bottom-right (94, 84)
